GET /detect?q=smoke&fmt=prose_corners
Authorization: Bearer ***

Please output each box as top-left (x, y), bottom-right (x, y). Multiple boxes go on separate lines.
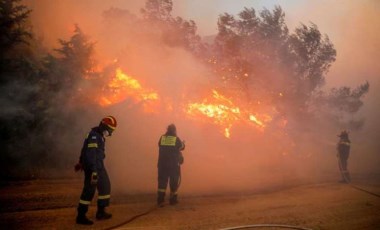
top-left (296, 0), bottom-right (380, 175)
top-left (23, 0), bottom-right (380, 194)
top-left (263, 0), bottom-right (380, 181)
top-left (0, 81), bottom-right (37, 119)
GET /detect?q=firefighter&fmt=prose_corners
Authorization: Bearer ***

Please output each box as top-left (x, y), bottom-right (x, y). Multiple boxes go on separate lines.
top-left (157, 124), bottom-right (185, 206)
top-left (337, 130), bottom-right (351, 183)
top-left (74, 116), bottom-right (117, 225)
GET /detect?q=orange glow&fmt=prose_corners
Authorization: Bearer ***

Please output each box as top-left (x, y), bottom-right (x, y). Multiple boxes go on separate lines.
top-left (95, 69), bottom-right (277, 137)
top-left (185, 90), bottom-right (272, 137)
top-left (98, 68), bottom-right (159, 112)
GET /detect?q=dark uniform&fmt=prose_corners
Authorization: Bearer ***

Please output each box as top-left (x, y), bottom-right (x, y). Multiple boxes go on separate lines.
top-left (75, 116), bottom-right (116, 225)
top-left (337, 131), bottom-right (351, 183)
top-left (157, 124), bottom-right (185, 205)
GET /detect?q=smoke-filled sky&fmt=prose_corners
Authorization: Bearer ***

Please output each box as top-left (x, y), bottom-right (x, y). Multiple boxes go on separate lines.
top-left (25, 0), bottom-right (380, 86)
top-left (23, 0), bottom-right (380, 194)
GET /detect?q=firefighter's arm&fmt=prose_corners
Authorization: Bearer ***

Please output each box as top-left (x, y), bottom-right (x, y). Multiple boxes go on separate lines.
top-left (176, 138), bottom-right (185, 165)
top-left (75, 136), bottom-right (88, 172)
top-left (176, 137), bottom-right (185, 151)
top-left (86, 136), bottom-right (99, 179)
top-left (180, 140), bottom-right (185, 151)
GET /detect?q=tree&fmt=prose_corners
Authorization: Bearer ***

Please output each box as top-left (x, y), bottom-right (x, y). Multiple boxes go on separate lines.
top-left (26, 25), bottom-right (102, 178)
top-left (213, 6), bottom-right (337, 111)
top-left (140, 0), bottom-right (206, 55)
top-left (0, 0), bottom-right (45, 179)
top-left (289, 23), bottom-right (336, 95)
top-left (43, 25), bottom-right (97, 92)
top-left (0, 0), bottom-right (32, 57)
top-left (327, 81), bottom-right (369, 114)
top-left (210, 5), bottom-right (371, 138)
top-left (307, 81), bottom-right (370, 131)
top-left (0, 0), bottom-right (33, 84)
top-left (141, 0), bottom-right (173, 22)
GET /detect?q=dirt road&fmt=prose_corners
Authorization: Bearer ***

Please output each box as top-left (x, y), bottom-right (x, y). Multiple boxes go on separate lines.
top-left (0, 176), bottom-right (379, 230)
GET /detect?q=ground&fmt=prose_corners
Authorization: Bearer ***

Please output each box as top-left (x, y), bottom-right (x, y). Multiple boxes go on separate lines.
top-left (0, 175), bottom-right (379, 230)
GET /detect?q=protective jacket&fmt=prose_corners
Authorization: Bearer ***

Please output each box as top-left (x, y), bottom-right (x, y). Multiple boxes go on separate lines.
top-left (337, 138), bottom-right (350, 156)
top-left (80, 127), bottom-right (106, 172)
top-left (158, 135), bottom-right (184, 167)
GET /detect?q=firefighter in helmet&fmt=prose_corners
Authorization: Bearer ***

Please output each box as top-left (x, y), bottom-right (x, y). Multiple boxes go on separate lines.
top-left (337, 130), bottom-right (351, 183)
top-left (74, 116), bottom-right (117, 225)
top-left (157, 124), bottom-right (185, 206)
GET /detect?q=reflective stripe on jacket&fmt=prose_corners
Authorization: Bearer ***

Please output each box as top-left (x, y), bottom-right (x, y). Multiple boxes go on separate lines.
top-left (158, 135), bottom-right (183, 167)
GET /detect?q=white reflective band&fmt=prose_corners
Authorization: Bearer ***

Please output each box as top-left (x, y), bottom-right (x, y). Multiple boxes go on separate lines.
top-left (79, 199), bottom-right (91, 205)
top-left (158, 189), bottom-right (166, 193)
top-left (98, 194), bottom-right (110, 199)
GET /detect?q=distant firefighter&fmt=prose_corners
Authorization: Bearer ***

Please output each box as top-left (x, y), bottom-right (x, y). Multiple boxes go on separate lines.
top-left (157, 124), bottom-right (185, 206)
top-left (337, 130), bottom-right (351, 183)
top-left (74, 116), bottom-right (117, 225)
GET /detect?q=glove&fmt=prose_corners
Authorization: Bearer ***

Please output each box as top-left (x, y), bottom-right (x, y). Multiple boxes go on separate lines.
top-left (74, 163), bottom-right (83, 172)
top-left (91, 172), bottom-right (98, 185)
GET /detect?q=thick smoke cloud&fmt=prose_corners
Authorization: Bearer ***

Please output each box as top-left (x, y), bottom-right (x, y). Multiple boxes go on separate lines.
top-left (23, 0), bottom-right (380, 194)
top-left (313, 1), bottom-right (380, 174)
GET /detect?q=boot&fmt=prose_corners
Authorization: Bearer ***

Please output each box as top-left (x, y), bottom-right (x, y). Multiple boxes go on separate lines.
top-left (76, 205), bottom-right (93, 225)
top-left (96, 206), bottom-right (112, 220)
top-left (157, 191), bottom-right (165, 207)
top-left (76, 215), bottom-right (94, 225)
top-left (169, 194), bottom-right (178, 205)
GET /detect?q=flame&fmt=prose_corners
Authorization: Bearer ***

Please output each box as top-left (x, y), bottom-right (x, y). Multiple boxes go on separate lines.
top-left (249, 114), bottom-right (264, 127)
top-left (185, 90), bottom-right (272, 138)
top-left (224, 126), bottom-right (231, 138)
top-left (98, 68), bottom-right (159, 112)
top-left (92, 66), bottom-right (279, 138)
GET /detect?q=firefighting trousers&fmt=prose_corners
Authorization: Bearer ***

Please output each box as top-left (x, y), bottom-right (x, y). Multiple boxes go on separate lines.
top-left (157, 165), bottom-right (180, 200)
top-left (338, 152), bottom-right (349, 170)
top-left (338, 153), bottom-right (351, 182)
top-left (77, 168), bottom-right (111, 214)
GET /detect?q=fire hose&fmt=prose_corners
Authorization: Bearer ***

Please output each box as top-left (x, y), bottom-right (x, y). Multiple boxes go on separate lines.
top-left (338, 155), bottom-right (380, 198)
top-left (102, 205), bottom-right (158, 230)
top-left (218, 180), bottom-right (380, 230)
top-left (219, 224), bottom-right (313, 230)
top-left (102, 155), bottom-right (379, 230)
top-left (103, 165), bottom-right (182, 230)
top-left (350, 184), bottom-right (380, 198)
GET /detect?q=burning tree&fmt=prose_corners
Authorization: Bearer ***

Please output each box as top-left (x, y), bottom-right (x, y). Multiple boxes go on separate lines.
top-left (212, 7), bottom-right (334, 119)
top-left (204, 6), bottom-right (368, 135)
